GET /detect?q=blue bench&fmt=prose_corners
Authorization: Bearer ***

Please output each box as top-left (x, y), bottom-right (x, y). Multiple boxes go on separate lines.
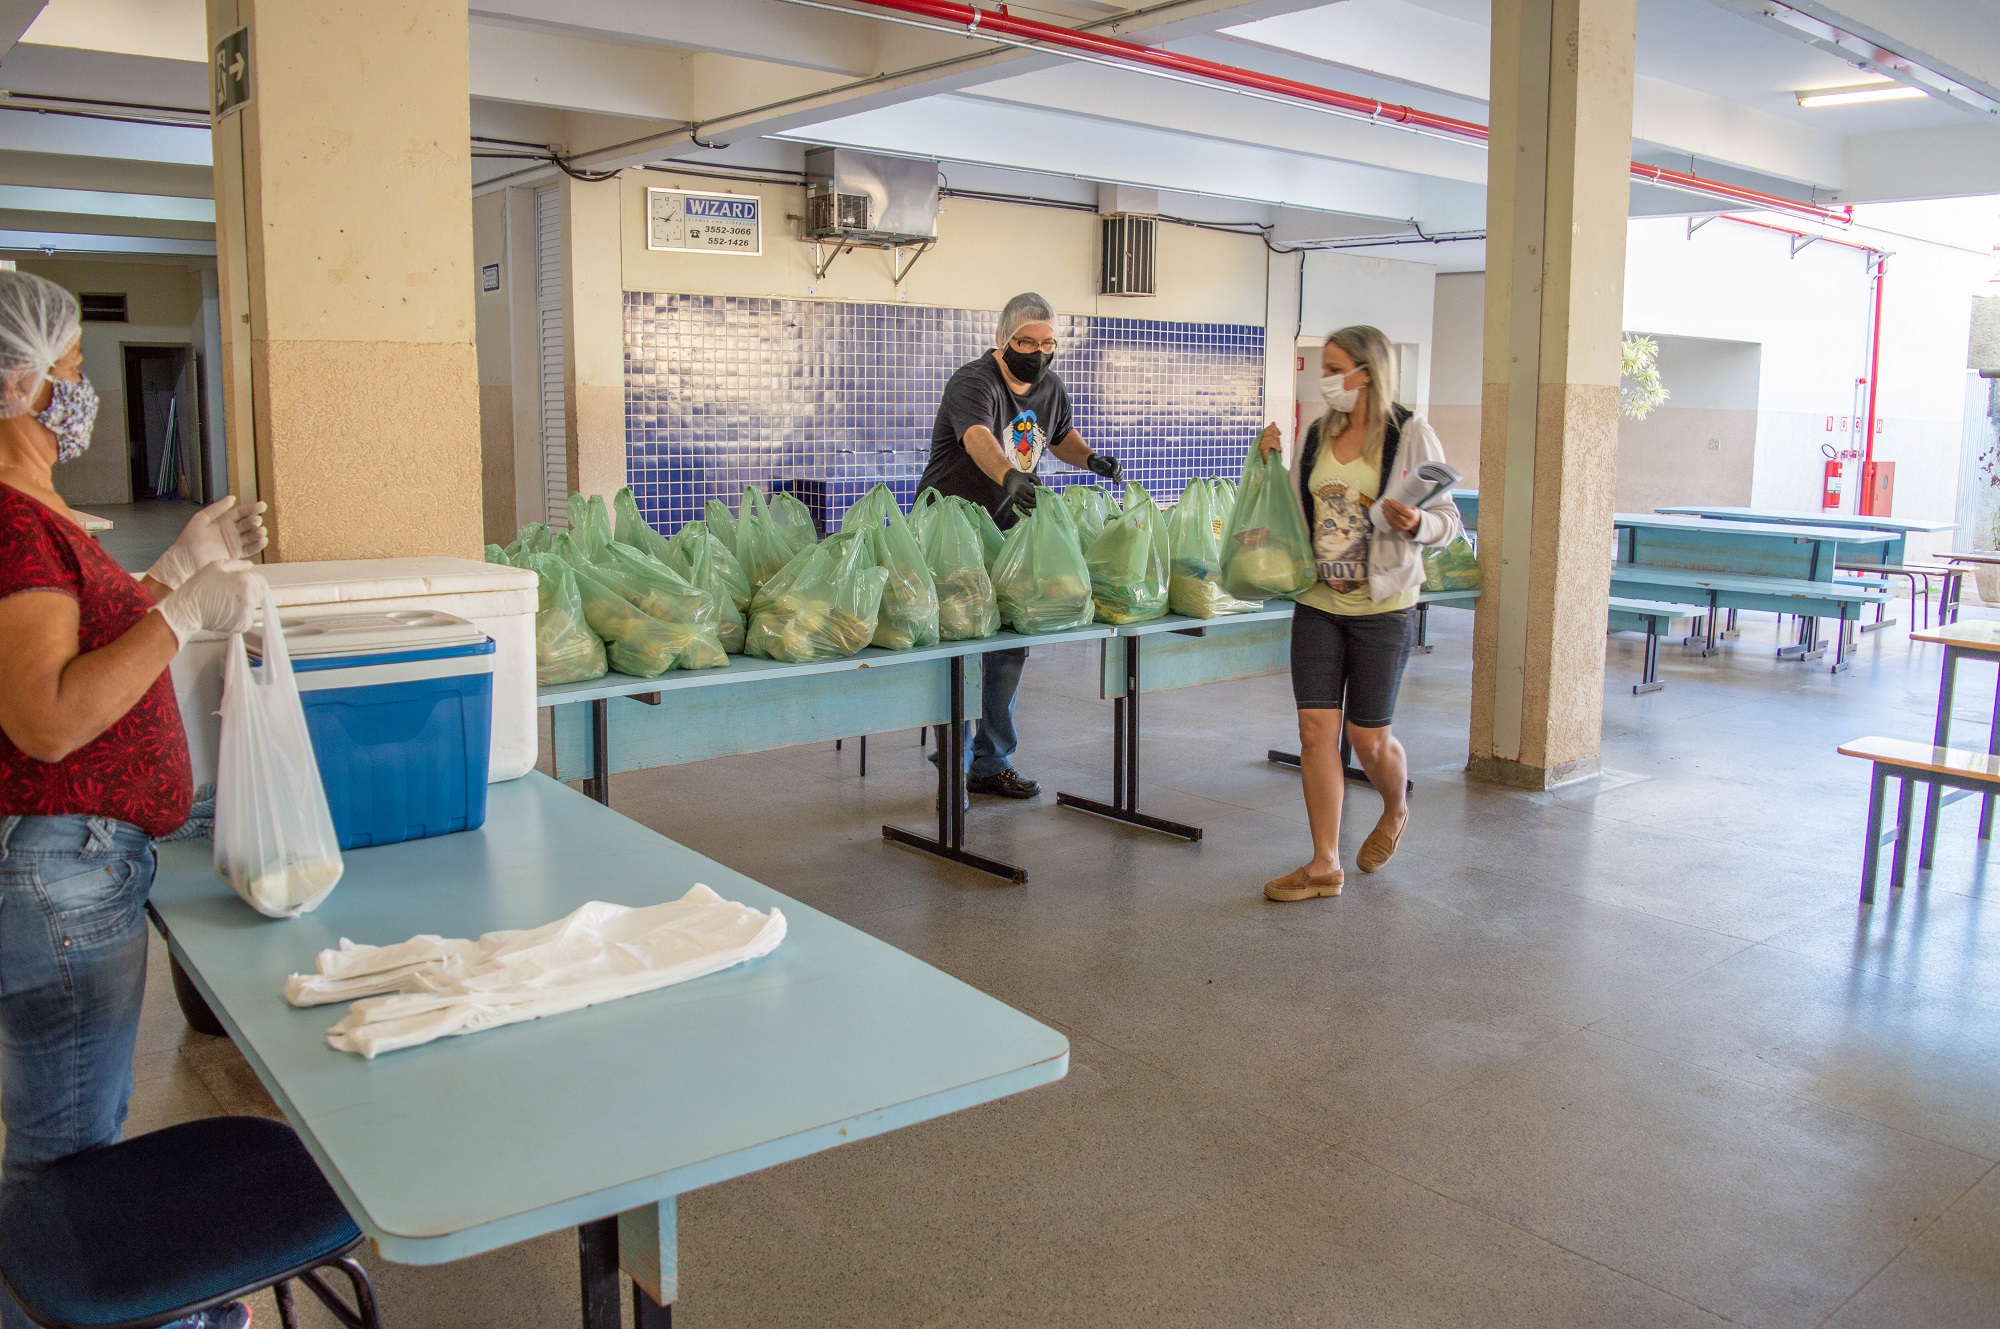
top-left (1607, 567), bottom-right (1887, 672)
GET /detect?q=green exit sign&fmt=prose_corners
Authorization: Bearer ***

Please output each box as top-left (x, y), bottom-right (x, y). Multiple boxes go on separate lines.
top-left (213, 27), bottom-right (250, 116)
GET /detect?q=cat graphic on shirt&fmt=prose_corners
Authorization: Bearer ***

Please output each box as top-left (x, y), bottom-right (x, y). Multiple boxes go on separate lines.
top-left (1311, 478), bottom-right (1373, 592)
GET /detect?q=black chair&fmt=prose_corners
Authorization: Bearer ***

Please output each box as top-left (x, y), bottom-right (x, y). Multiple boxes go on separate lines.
top-left (0, 1116), bottom-right (382, 1329)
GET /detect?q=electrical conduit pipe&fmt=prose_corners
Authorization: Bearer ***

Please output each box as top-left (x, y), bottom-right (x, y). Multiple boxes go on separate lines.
top-left (822, 0), bottom-right (1854, 227)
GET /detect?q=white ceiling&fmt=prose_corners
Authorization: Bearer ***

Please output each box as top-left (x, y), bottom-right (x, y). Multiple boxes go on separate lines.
top-left (2, 0), bottom-right (1998, 259)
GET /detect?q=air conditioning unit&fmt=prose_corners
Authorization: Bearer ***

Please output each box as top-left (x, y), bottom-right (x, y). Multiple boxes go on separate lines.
top-left (1100, 214), bottom-right (1157, 296)
top-left (802, 147), bottom-right (939, 244)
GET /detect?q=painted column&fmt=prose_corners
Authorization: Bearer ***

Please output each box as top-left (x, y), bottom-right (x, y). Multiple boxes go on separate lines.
top-left (564, 175), bottom-right (627, 501)
top-left (1467, 0), bottom-right (1636, 789)
top-left (206, 0), bottom-right (482, 560)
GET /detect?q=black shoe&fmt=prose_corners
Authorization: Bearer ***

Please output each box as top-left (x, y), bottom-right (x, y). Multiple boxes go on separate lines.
top-left (968, 769), bottom-right (1042, 799)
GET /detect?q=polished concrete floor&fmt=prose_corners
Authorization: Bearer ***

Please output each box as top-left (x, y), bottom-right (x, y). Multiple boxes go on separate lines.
top-left (76, 600), bottom-right (2000, 1327)
top-left (86, 495), bottom-right (196, 572)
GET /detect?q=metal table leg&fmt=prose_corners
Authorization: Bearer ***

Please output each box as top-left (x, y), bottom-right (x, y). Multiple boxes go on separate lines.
top-left (586, 699), bottom-right (612, 806)
top-left (1058, 636), bottom-right (1203, 840)
top-left (1921, 645), bottom-right (1958, 869)
top-left (1633, 615), bottom-right (1665, 694)
top-left (1267, 737), bottom-right (1413, 793)
top-left (1862, 760), bottom-right (1887, 904)
top-left (1411, 602), bottom-right (1434, 655)
top-left (1891, 775), bottom-right (1914, 888)
top-left (883, 654), bottom-right (1026, 882)
top-left (579, 1219), bottom-right (621, 1329)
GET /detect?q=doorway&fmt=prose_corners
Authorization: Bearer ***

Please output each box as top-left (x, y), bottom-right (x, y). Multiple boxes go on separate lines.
top-left (123, 344), bottom-right (200, 501)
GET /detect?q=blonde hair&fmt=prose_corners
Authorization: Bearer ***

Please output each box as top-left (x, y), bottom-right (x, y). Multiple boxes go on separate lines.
top-left (1316, 324), bottom-right (1398, 466)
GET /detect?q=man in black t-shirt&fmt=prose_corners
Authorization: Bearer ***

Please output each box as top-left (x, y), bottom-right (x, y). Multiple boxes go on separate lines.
top-left (919, 291), bottom-right (1122, 801)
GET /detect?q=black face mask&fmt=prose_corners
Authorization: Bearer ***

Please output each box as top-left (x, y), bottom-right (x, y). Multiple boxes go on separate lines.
top-left (1002, 345), bottom-right (1050, 386)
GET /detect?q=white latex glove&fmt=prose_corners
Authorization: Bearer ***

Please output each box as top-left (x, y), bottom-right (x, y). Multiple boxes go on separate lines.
top-left (155, 560), bottom-right (265, 646)
top-left (146, 495), bottom-right (268, 589)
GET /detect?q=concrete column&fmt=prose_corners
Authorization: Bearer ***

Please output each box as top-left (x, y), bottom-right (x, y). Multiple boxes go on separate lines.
top-left (563, 175), bottom-right (626, 501)
top-left (206, 0), bottom-right (482, 560)
top-left (1467, 0), bottom-right (1636, 789)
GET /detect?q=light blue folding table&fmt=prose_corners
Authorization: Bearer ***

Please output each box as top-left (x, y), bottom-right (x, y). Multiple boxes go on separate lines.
top-left (147, 774), bottom-right (1068, 1329)
top-left (539, 627), bottom-right (1115, 883)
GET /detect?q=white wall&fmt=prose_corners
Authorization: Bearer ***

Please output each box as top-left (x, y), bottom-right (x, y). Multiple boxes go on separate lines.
top-left (1429, 270), bottom-right (1484, 478)
top-left (1298, 249), bottom-right (1436, 416)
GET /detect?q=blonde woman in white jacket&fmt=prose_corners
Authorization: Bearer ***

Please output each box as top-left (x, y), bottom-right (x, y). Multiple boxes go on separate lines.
top-left (1259, 324), bottom-right (1464, 903)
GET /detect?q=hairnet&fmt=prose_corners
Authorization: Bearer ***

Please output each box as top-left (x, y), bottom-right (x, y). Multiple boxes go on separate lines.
top-left (0, 271), bottom-right (79, 419)
top-left (996, 292), bottom-right (1055, 348)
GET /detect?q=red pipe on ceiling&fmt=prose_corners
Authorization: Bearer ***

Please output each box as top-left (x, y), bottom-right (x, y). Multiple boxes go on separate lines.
top-left (837, 0), bottom-right (1854, 227)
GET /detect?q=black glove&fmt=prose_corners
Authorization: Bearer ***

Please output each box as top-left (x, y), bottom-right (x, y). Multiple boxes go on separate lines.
top-left (1000, 469), bottom-right (1040, 515)
top-left (1086, 453), bottom-right (1123, 482)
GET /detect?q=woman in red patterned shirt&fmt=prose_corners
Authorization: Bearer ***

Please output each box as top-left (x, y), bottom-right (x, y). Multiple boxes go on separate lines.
top-left (0, 273), bottom-right (270, 1329)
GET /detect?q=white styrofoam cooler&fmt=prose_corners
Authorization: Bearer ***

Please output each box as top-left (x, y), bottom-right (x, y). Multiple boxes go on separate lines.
top-left (171, 557), bottom-right (538, 789)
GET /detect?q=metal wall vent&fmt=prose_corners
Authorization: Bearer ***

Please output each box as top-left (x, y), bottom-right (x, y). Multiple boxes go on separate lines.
top-left (1100, 214), bottom-right (1156, 296)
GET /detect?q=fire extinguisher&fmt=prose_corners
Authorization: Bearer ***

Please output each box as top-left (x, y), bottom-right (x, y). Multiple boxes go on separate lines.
top-left (1821, 444), bottom-right (1843, 511)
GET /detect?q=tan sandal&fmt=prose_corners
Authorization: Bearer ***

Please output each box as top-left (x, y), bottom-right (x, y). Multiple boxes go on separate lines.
top-left (1264, 865), bottom-right (1344, 901)
top-left (1357, 814), bottom-right (1408, 873)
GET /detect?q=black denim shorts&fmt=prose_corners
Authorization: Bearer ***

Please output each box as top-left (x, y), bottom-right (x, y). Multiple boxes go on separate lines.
top-left (1289, 602), bottom-right (1418, 727)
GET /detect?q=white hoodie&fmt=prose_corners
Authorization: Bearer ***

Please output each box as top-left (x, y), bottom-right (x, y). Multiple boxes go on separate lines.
top-left (1284, 409), bottom-right (1466, 605)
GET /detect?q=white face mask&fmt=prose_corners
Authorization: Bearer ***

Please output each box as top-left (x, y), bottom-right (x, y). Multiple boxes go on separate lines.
top-left (1319, 371), bottom-right (1361, 413)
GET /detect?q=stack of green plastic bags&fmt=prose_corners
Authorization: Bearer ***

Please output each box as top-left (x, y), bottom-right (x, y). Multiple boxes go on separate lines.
top-left (492, 492), bottom-right (733, 681)
top-left (612, 488), bottom-right (750, 653)
top-left (1085, 482), bottom-right (1169, 624)
top-left (1220, 439), bottom-right (1316, 600)
top-left (487, 541), bottom-right (607, 687)
top-left (745, 531), bottom-right (889, 663)
top-left (841, 484), bottom-right (940, 651)
top-left (1166, 477), bottom-right (1263, 618)
top-left (992, 490), bottom-right (1094, 634)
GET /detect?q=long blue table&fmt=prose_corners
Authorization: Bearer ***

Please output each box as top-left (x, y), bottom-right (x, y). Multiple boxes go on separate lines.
top-left (147, 774), bottom-right (1067, 1329)
top-left (539, 627), bottom-right (1115, 884)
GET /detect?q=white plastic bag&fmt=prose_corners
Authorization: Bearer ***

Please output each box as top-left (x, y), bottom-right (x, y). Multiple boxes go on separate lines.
top-left (213, 587), bottom-right (345, 918)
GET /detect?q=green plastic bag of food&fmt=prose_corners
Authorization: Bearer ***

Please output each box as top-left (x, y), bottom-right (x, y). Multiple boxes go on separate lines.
top-left (523, 553), bottom-right (608, 685)
top-left (1063, 485), bottom-right (1111, 548)
top-left (657, 528), bottom-right (744, 653)
top-left (612, 487), bottom-right (676, 563)
top-left (909, 487), bottom-right (942, 544)
top-left (484, 544), bottom-right (512, 566)
top-left (845, 485), bottom-right (939, 651)
top-left (1220, 442), bottom-right (1315, 600)
top-left (745, 532), bottom-right (890, 663)
top-left (518, 522), bottom-right (555, 556)
top-left (734, 484), bottom-right (801, 592)
top-left (921, 500), bottom-right (999, 641)
top-left (1421, 531), bottom-right (1481, 592)
top-left (560, 552), bottom-right (695, 679)
top-left (1090, 484), bottom-right (1169, 624)
top-left (1208, 478), bottom-right (1234, 544)
top-left (770, 490), bottom-right (819, 556)
top-left (664, 520), bottom-right (752, 614)
top-left (1168, 477), bottom-right (1262, 618)
top-left (567, 493), bottom-right (615, 562)
top-left (992, 502), bottom-right (1093, 634)
top-left (952, 496), bottom-right (1005, 571)
top-left (705, 498), bottom-right (739, 555)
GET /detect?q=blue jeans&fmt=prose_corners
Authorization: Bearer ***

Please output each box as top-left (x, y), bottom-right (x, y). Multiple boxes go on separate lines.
top-left (0, 815), bottom-right (154, 1329)
top-left (970, 647), bottom-right (1028, 778)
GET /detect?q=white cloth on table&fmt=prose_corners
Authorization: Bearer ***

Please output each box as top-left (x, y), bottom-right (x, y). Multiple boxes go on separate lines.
top-left (285, 885), bottom-right (787, 1058)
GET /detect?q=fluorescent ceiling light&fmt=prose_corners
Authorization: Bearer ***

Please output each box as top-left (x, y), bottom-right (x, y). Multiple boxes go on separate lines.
top-left (1797, 84), bottom-right (1928, 108)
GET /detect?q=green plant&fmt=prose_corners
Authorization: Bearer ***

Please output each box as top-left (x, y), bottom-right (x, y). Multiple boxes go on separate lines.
top-left (1620, 334), bottom-right (1669, 420)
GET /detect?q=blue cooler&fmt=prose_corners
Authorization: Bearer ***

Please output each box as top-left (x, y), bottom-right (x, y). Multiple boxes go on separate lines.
top-left (249, 611), bottom-right (496, 850)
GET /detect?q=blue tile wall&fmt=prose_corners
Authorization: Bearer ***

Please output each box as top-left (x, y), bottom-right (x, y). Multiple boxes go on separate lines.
top-left (624, 293), bottom-right (1264, 534)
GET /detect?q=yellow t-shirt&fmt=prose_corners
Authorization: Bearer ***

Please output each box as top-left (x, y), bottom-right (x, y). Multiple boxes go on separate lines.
top-left (1295, 446), bottom-right (1419, 617)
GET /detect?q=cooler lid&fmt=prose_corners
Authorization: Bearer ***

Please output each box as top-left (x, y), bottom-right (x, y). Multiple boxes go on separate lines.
top-left (247, 610), bottom-right (489, 661)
